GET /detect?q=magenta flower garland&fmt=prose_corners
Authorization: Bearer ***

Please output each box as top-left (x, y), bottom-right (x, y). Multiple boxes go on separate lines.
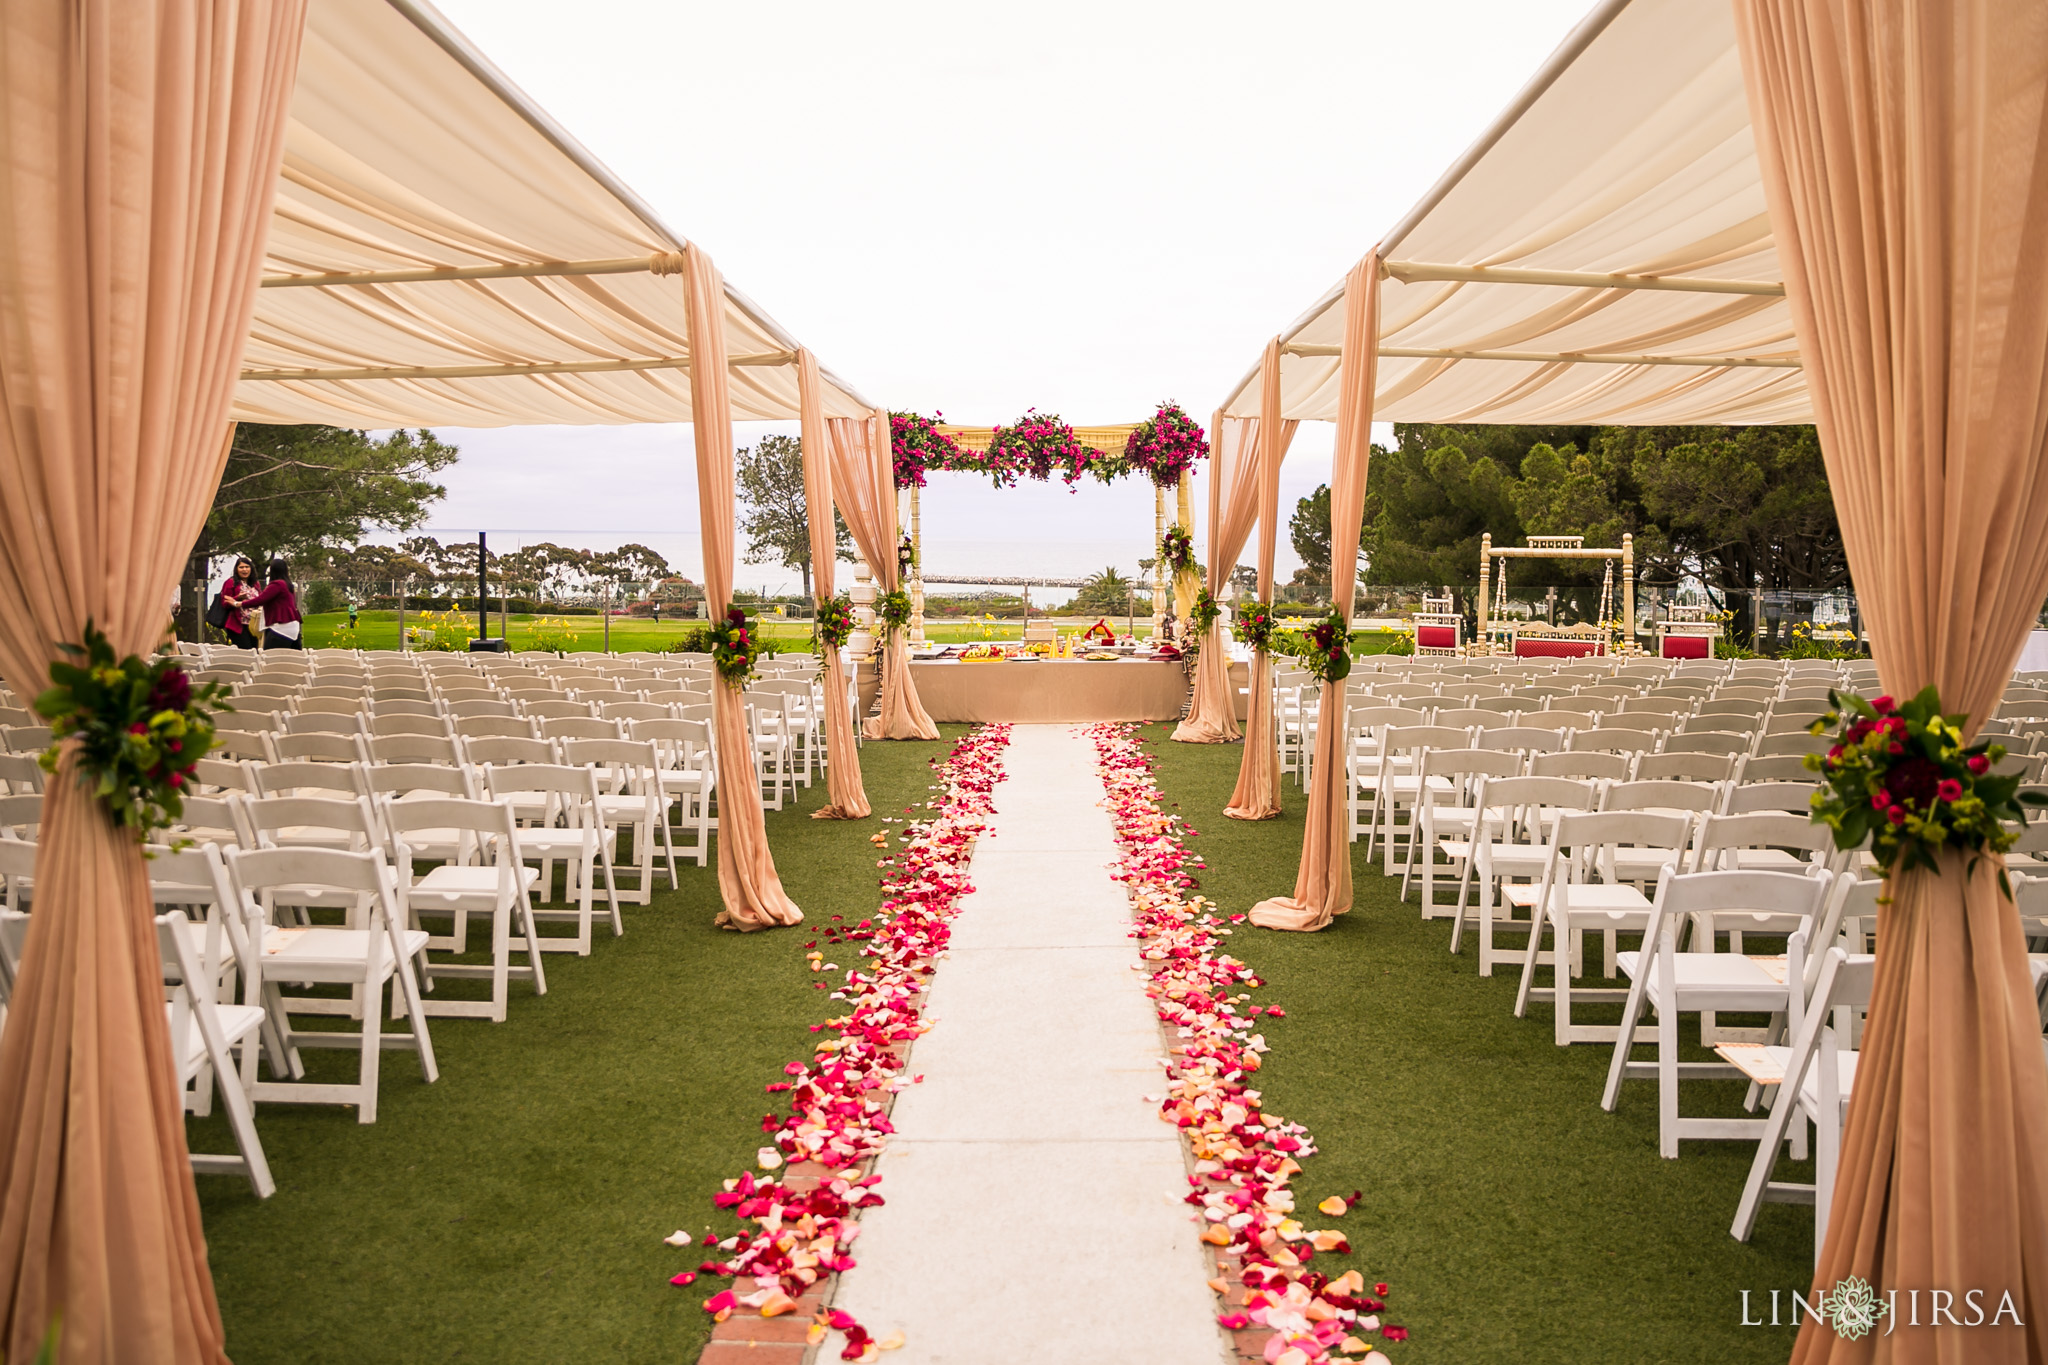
top-left (1087, 724), bottom-right (1405, 1363)
top-left (887, 404), bottom-right (1205, 492)
top-left (987, 409), bottom-right (1093, 489)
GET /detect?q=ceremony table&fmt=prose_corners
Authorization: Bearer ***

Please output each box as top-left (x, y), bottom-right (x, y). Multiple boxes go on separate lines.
top-left (856, 658), bottom-right (1191, 724)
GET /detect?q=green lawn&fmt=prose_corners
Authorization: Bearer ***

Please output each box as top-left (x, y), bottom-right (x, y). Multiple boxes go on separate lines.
top-left (293, 611), bottom-right (1161, 652)
top-left (1132, 724), bottom-right (1815, 1363)
top-left (189, 730), bottom-right (966, 1364)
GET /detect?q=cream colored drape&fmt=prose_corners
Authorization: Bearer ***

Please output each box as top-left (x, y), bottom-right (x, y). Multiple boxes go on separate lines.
top-left (685, 245), bottom-right (802, 931)
top-left (796, 352), bottom-right (869, 820)
top-left (1225, 342), bottom-right (1298, 820)
top-left (0, 4), bottom-right (307, 1360)
top-left (831, 409), bottom-right (935, 742)
top-left (1734, 3), bottom-right (2048, 1358)
top-left (1175, 412), bottom-right (1260, 743)
top-left (1252, 257), bottom-right (1382, 932)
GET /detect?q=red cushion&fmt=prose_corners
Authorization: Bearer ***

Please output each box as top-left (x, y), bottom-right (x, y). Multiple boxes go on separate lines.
top-left (1660, 635), bottom-right (1711, 659)
top-left (1515, 637), bottom-right (1603, 658)
top-left (1415, 625), bottom-right (1458, 649)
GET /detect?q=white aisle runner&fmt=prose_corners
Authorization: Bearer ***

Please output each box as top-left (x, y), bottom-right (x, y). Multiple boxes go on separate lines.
top-left (831, 725), bottom-right (1224, 1364)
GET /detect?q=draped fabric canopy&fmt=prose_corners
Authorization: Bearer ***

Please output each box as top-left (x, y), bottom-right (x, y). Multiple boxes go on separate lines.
top-left (1222, 0), bottom-right (1806, 428)
top-left (232, 0), bottom-right (872, 429)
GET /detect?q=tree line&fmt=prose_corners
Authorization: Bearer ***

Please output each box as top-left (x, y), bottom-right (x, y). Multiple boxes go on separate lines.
top-left (1288, 423), bottom-right (1844, 635)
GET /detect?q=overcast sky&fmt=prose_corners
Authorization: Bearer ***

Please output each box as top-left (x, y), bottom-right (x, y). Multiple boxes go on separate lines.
top-left (407, 0), bottom-right (1596, 591)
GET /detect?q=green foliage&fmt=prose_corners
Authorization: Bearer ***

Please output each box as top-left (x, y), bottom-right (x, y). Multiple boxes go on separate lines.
top-left (1354, 425), bottom-right (1842, 642)
top-left (408, 609), bottom-right (474, 652)
top-left (1289, 484), bottom-right (1332, 589)
top-left (322, 543), bottom-right (431, 601)
top-left (33, 624), bottom-right (229, 841)
top-left (1364, 426), bottom-right (1586, 587)
top-left (1069, 565), bottom-right (1135, 615)
top-left (523, 617), bottom-right (581, 654)
top-left (735, 435), bottom-right (854, 599)
top-left (1631, 426), bottom-right (1843, 591)
top-left (205, 426), bottom-right (457, 567)
top-left (303, 579), bottom-right (343, 616)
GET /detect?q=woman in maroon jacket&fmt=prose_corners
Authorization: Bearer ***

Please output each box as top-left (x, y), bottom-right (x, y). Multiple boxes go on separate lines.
top-left (215, 556), bottom-right (261, 649)
top-left (242, 558), bottom-right (304, 650)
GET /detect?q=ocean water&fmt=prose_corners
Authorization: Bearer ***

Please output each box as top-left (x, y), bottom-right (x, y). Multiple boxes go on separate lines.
top-left (364, 530), bottom-right (1259, 604)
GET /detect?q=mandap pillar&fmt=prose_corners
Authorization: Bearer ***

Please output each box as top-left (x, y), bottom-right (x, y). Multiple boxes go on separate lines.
top-left (1152, 482), bottom-right (1166, 639)
top-left (1476, 533), bottom-right (1492, 651)
top-left (1621, 533), bottom-right (1635, 652)
top-left (909, 484), bottom-right (926, 644)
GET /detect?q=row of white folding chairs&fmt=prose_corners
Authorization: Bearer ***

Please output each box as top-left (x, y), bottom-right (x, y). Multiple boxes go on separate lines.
top-left (181, 741), bottom-right (695, 894)
top-left (210, 688), bottom-right (814, 813)
top-left (1347, 718), bottom-right (1827, 852)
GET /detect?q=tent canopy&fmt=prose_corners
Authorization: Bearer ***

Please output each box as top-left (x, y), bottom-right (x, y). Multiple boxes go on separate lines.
top-left (233, 0), bottom-right (871, 429)
top-left (1223, 0), bottom-right (1807, 426)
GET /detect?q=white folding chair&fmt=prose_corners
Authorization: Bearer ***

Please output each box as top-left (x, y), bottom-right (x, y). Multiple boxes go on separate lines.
top-left (1450, 775), bottom-right (1599, 976)
top-left (481, 763), bottom-right (621, 955)
top-left (1369, 724), bottom-right (1474, 872)
top-left (1514, 809), bottom-right (1697, 1044)
top-left (559, 737), bottom-right (680, 902)
top-left (631, 718), bottom-right (717, 867)
top-left (156, 909), bottom-right (275, 1197)
top-left (1600, 868), bottom-right (1832, 1157)
top-left (1728, 943), bottom-right (1877, 1260)
top-left (1405, 747), bottom-right (1524, 916)
top-left (225, 845), bottom-right (438, 1124)
top-left (385, 796), bottom-right (547, 1022)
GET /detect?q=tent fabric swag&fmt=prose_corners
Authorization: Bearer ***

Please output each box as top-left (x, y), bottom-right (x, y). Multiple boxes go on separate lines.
top-left (684, 245), bottom-right (803, 931)
top-left (1734, 1), bottom-right (2048, 1356)
top-left (797, 350), bottom-right (871, 819)
top-left (0, 2), bottom-right (309, 1360)
top-left (1251, 257), bottom-right (1381, 932)
top-left (1225, 340), bottom-right (1298, 822)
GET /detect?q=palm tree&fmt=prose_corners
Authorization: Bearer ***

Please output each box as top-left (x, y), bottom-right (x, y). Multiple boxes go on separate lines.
top-left (1071, 565), bottom-right (1133, 615)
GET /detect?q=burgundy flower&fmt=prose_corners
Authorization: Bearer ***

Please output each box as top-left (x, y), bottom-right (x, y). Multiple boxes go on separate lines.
top-left (148, 667), bottom-right (193, 715)
top-left (1885, 756), bottom-right (1942, 809)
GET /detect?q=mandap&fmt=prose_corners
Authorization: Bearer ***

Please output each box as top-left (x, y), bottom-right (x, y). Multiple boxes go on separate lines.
top-left (1216, 2), bottom-right (2048, 1362)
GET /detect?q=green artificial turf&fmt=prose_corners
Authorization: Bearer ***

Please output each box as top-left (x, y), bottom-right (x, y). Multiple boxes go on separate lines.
top-left (192, 722), bottom-right (1817, 1363)
top-left (188, 729), bottom-right (967, 1364)
top-left (1131, 723), bottom-right (1818, 1364)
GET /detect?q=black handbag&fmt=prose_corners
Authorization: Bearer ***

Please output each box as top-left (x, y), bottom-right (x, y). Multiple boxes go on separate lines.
top-left (205, 595), bottom-right (230, 630)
